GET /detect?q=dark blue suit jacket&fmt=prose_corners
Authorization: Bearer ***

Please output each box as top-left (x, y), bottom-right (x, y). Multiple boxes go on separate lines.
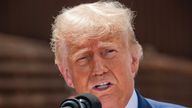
top-left (136, 90), bottom-right (186, 108)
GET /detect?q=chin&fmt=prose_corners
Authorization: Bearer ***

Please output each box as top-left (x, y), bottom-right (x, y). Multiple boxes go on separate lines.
top-left (102, 101), bottom-right (124, 108)
top-left (99, 95), bottom-right (120, 108)
top-left (102, 101), bottom-right (116, 108)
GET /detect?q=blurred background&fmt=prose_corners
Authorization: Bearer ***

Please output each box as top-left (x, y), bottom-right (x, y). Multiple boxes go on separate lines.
top-left (0, 0), bottom-right (192, 108)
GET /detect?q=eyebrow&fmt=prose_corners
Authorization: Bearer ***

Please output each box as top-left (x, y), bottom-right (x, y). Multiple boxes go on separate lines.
top-left (71, 48), bottom-right (89, 61)
top-left (71, 41), bottom-right (118, 61)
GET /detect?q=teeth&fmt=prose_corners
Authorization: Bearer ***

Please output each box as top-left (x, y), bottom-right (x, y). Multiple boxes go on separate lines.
top-left (93, 82), bottom-right (111, 90)
top-left (98, 82), bottom-right (108, 86)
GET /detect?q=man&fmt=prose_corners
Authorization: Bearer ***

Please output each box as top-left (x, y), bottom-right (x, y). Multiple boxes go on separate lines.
top-left (51, 1), bottom-right (185, 108)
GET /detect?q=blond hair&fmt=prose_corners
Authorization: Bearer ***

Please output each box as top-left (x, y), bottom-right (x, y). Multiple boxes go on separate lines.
top-left (51, 1), bottom-right (143, 64)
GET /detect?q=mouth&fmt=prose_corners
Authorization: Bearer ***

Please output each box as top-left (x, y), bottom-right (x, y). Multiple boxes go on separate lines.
top-left (92, 82), bottom-right (113, 91)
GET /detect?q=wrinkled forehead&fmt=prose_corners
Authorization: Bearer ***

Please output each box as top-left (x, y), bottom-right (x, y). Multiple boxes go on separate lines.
top-left (65, 31), bottom-right (129, 54)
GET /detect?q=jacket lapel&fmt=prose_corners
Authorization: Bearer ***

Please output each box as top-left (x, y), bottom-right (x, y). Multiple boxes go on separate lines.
top-left (136, 90), bottom-right (152, 108)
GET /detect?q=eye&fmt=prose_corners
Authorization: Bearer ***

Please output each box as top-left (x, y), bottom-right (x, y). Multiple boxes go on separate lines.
top-left (76, 56), bottom-right (90, 66)
top-left (103, 49), bottom-right (117, 59)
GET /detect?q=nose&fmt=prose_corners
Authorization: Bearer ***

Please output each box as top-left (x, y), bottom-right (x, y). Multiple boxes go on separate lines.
top-left (92, 55), bottom-right (108, 76)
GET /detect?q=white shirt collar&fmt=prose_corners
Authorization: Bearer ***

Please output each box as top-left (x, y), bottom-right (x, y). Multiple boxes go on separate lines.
top-left (125, 90), bottom-right (138, 108)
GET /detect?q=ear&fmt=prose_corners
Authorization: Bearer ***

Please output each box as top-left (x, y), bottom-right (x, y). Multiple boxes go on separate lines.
top-left (57, 64), bottom-right (74, 88)
top-left (130, 49), bottom-right (140, 77)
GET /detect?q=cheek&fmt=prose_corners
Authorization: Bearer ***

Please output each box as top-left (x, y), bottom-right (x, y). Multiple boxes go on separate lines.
top-left (109, 54), bottom-right (134, 80)
top-left (115, 61), bottom-right (132, 78)
top-left (112, 58), bottom-right (134, 92)
top-left (71, 65), bottom-right (92, 92)
top-left (110, 53), bottom-right (132, 70)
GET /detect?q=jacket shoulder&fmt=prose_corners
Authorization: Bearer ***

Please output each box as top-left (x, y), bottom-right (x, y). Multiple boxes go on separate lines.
top-left (146, 98), bottom-right (186, 108)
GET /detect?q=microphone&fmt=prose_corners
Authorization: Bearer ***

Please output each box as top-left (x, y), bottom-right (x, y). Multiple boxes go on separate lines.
top-left (60, 93), bottom-right (102, 108)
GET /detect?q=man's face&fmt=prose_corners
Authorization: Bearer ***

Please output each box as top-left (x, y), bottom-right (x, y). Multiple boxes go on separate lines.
top-left (59, 32), bottom-right (139, 108)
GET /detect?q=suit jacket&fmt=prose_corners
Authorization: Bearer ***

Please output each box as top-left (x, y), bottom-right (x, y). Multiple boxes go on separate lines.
top-left (136, 90), bottom-right (186, 108)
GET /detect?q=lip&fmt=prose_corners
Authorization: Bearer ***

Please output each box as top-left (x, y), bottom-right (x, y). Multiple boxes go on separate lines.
top-left (90, 81), bottom-right (114, 94)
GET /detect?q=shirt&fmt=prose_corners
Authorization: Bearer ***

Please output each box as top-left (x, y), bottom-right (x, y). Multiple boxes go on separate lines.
top-left (125, 90), bottom-right (138, 108)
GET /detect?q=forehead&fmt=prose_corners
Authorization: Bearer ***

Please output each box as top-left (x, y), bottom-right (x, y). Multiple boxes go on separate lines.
top-left (66, 32), bottom-right (128, 54)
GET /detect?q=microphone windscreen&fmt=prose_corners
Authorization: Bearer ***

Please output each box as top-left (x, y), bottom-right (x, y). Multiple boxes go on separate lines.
top-left (76, 93), bottom-right (102, 108)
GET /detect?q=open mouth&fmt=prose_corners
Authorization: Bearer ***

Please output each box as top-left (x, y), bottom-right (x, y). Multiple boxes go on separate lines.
top-left (93, 82), bottom-right (112, 91)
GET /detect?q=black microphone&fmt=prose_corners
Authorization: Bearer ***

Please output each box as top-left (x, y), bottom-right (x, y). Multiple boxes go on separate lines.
top-left (60, 93), bottom-right (102, 108)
